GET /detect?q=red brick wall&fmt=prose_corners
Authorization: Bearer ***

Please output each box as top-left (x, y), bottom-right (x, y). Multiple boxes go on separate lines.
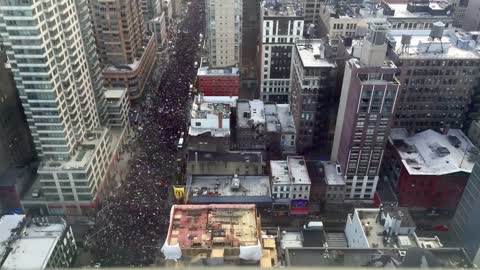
top-left (197, 75), bottom-right (240, 96)
top-left (396, 165), bottom-right (468, 210)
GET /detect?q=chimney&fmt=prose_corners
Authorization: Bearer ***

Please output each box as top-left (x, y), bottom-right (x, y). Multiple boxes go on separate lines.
top-left (442, 124), bottom-right (450, 135)
top-left (218, 112), bottom-right (223, 129)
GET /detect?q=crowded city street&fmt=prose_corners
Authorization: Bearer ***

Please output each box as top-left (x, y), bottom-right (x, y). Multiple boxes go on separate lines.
top-left (89, 0), bottom-right (205, 266)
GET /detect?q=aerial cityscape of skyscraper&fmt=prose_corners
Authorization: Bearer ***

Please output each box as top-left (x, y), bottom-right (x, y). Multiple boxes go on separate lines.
top-left (1, 0), bottom-right (480, 268)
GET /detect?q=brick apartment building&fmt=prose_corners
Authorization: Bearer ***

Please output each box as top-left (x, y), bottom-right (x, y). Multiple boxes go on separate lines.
top-left (387, 28), bottom-right (480, 132)
top-left (196, 65), bottom-right (240, 96)
top-left (382, 128), bottom-right (476, 211)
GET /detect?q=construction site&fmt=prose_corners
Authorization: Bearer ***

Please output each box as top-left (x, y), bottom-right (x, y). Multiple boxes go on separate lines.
top-left (161, 204), bottom-right (272, 266)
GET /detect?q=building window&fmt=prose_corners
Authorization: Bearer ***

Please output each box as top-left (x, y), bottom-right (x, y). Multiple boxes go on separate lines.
top-left (57, 173), bottom-right (69, 180)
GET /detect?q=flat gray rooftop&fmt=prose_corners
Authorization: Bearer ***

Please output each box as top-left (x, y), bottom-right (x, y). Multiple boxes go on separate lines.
top-left (262, 0), bottom-right (303, 17)
top-left (295, 41), bottom-right (337, 68)
top-left (322, 161), bottom-right (345, 186)
top-left (285, 248), bottom-right (473, 268)
top-left (189, 175), bottom-right (270, 197)
top-left (286, 248), bottom-right (378, 267)
top-left (237, 100), bottom-right (265, 128)
top-left (187, 151), bottom-right (262, 163)
top-left (389, 128), bottom-right (476, 176)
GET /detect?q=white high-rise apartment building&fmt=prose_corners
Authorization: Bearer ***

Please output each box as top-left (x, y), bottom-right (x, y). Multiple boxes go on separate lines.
top-left (0, 0), bottom-right (99, 160)
top-left (206, 0), bottom-right (242, 68)
top-left (76, 0), bottom-right (108, 123)
top-left (0, 0), bottom-right (128, 216)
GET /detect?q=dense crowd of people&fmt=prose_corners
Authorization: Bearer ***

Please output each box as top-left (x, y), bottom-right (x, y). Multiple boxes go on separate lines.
top-left (90, 0), bottom-right (205, 266)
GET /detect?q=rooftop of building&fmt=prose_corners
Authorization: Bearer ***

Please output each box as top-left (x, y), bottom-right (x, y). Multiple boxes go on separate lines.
top-left (322, 2), bottom-right (381, 20)
top-left (280, 223), bottom-right (326, 249)
top-left (37, 127), bottom-right (124, 171)
top-left (322, 1), bottom-right (452, 20)
top-left (197, 66), bottom-right (240, 76)
top-left (270, 160), bottom-right (290, 184)
top-left (322, 161), bottom-right (345, 186)
top-left (383, 206), bottom-right (415, 227)
top-left (188, 126), bottom-right (230, 137)
top-left (349, 58), bottom-right (400, 78)
top-left (264, 103), bottom-right (296, 133)
top-left (0, 215), bottom-right (25, 259)
top-left (389, 128), bottom-right (476, 176)
top-left (104, 88), bottom-right (127, 100)
top-left (388, 29), bottom-right (480, 59)
top-left (295, 40), bottom-right (337, 68)
top-left (352, 207), bottom-right (416, 249)
top-left (237, 100), bottom-right (266, 128)
top-left (22, 127), bottom-right (125, 203)
top-left (384, 1), bottom-right (452, 19)
top-left (189, 95), bottom-right (235, 138)
top-left (288, 156), bottom-right (311, 185)
top-left (37, 128), bottom-right (107, 171)
top-left (265, 104), bottom-right (280, 133)
top-left (191, 96), bottom-right (231, 120)
top-left (187, 175), bottom-right (272, 204)
top-left (187, 151), bottom-right (262, 163)
top-left (285, 247), bottom-right (473, 268)
top-left (261, 237), bottom-right (278, 267)
top-left (280, 229), bottom-right (327, 249)
top-left (165, 204), bottom-right (259, 249)
top-left (270, 156), bottom-right (310, 185)
top-left (262, 0), bottom-right (304, 17)
top-left (194, 95), bottom-right (238, 107)
top-left (326, 232), bottom-right (349, 248)
top-left (276, 104), bottom-right (296, 133)
top-left (281, 231), bottom-right (304, 248)
top-left (1, 216), bottom-right (69, 270)
top-left (3, 237), bottom-right (57, 269)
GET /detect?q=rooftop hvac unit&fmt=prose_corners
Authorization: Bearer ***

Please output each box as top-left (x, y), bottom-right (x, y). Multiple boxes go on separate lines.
top-left (231, 174), bottom-right (240, 190)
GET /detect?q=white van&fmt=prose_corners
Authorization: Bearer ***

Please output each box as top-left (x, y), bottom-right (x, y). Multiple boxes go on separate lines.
top-left (177, 137), bottom-right (184, 149)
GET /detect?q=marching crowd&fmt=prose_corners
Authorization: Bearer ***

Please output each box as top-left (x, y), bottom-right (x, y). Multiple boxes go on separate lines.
top-left (90, 0), bottom-right (205, 266)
